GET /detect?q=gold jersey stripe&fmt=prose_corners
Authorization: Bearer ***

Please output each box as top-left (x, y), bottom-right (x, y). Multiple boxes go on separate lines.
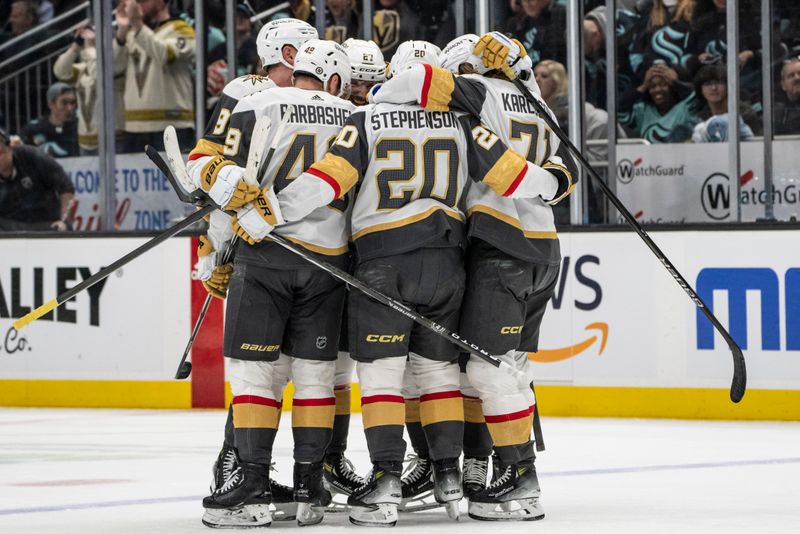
top-left (126, 109), bottom-right (195, 122)
top-left (335, 388), bottom-right (352, 416)
top-left (265, 235), bottom-right (349, 256)
top-left (352, 206), bottom-right (464, 241)
top-left (190, 139), bottom-right (225, 159)
top-left (310, 154), bottom-right (359, 197)
top-left (405, 398), bottom-right (421, 423)
top-left (362, 401), bottom-right (405, 429)
top-left (292, 404), bottom-right (336, 428)
top-left (485, 414), bottom-right (533, 447)
top-left (466, 205), bottom-right (558, 239)
top-left (424, 66), bottom-right (456, 112)
top-left (420, 396), bottom-right (464, 427)
top-left (232, 403), bottom-right (280, 429)
top-left (482, 148), bottom-right (527, 197)
top-left (463, 397), bottom-right (485, 424)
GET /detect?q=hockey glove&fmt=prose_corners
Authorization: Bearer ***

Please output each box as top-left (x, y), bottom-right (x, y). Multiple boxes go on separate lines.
top-left (204, 263), bottom-right (234, 299)
top-left (199, 155), bottom-right (261, 210)
top-left (473, 32), bottom-right (527, 80)
top-left (195, 234), bottom-right (234, 298)
top-left (231, 187), bottom-right (284, 245)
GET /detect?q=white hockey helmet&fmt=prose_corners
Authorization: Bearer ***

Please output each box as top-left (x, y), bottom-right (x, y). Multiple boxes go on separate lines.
top-left (256, 18), bottom-right (318, 69)
top-left (476, 31), bottom-right (533, 79)
top-left (342, 38), bottom-right (386, 83)
top-left (293, 39), bottom-right (352, 98)
top-left (389, 40), bottom-right (441, 79)
top-left (440, 33), bottom-right (484, 74)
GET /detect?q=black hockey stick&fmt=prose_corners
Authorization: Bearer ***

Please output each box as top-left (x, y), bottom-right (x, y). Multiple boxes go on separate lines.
top-left (510, 77), bottom-right (746, 403)
top-left (13, 204), bottom-right (214, 331)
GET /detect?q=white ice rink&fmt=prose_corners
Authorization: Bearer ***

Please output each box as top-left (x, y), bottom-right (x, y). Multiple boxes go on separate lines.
top-left (0, 408), bottom-right (798, 534)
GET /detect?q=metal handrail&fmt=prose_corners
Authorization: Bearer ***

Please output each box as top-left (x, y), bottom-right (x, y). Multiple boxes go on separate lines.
top-left (0, 2), bottom-right (90, 56)
top-left (0, 20), bottom-right (88, 72)
top-left (0, 48), bottom-right (64, 85)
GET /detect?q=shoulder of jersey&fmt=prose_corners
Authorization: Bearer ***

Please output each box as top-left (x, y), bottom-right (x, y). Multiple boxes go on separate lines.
top-left (222, 75), bottom-right (277, 100)
top-left (290, 88), bottom-right (357, 110)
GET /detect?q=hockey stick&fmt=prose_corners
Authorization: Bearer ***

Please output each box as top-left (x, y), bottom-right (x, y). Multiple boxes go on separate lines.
top-left (509, 76), bottom-right (746, 403)
top-left (169, 110), bottom-right (292, 379)
top-left (13, 204), bottom-right (214, 331)
top-left (264, 233), bottom-right (527, 383)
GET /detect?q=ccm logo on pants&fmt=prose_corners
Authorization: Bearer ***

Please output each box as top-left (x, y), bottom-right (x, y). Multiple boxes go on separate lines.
top-left (366, 334), bottom-right (406, 343)
top-left (500, 326), bottom-right (523, 334)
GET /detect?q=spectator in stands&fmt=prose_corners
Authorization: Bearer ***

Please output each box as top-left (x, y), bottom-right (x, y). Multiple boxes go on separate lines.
top-left (774, 58), bottom-right (800, 135)
top-left (20, 82), bottom-right (79, 158)
top-left (114, 0), bottom-right (196, 153)
top-left (510, 0), bottom-right (566, 66)
top-left (499, 0), bottom-right (528, 37)
top-left (53, 24), bottom-right (127, 155)
top-left (373, 0), bottom-right (422, 60)
top-left (535, 59), bottom-right (624, 160)
top-left (691, 64), bottom-right (760, 142)
top-left (207, 2), bottom-right (260, 97)
top-left (0, 0), bottom-right (38, 46)
top-left (619, 63), bottom-right (697, 143)
top-left (0, 127), bottom-right (74, 231)
top-left (583, 5), bottom-right (607, 109)
top-left (325, 0), bottom-right (360, 43)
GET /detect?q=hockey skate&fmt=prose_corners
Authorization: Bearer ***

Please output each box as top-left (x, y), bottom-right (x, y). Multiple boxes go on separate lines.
top-left (323, 453), bottom-right (364, 512)
top-left (462, 456), bottom-right (489, 499)
top-left (397, 454), bottom-right (438, 512)
top-left (348, 464), bottom-right (402, 527)
top-left (432, 458), bottom-right (463, 520)
top-left (202, 462), bottom-right (272, 528)
top-left (269, 478), bottom-right (297, 521)
top-left (467, 460), bottom-right (545, 521)
top-left (294, 461), bottom-right (332, 526)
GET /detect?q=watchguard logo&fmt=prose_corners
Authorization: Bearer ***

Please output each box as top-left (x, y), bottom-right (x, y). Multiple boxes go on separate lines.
top-left (617, 157), bottom-right (685, 184)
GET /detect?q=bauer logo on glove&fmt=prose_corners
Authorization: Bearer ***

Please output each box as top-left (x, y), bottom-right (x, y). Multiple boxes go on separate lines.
top-left (232, 187), bottom-right (285, 245)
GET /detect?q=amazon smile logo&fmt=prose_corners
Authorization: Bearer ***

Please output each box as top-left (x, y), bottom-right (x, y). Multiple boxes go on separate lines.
top-left (529, 322), bottom-right (608, 363)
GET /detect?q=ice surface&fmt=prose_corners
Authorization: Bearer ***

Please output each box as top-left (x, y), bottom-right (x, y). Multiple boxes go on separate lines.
top-left (0, 408), bottom-right (798, 533)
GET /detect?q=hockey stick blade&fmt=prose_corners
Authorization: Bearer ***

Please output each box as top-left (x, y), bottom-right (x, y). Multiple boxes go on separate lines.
top-left (510, 78), bottom-right (746, 403)
top-left (163, 126), bottom-right (197, 194)
top-left (146, 145), bottom-right (204, 205)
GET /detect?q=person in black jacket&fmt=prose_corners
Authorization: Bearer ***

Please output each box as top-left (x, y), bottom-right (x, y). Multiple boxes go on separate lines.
top-left (0, 128), bottom-right (74, 231)
top-left (511, 0), bottom-right (567, 66)
top-left (775, 58), bottom-right (800, 135)
top-left (20, 82), bottom-right (79, 158)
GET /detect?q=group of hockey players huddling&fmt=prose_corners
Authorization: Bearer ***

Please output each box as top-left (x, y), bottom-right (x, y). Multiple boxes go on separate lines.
top-left (184, 17), bottom-right (575, 529)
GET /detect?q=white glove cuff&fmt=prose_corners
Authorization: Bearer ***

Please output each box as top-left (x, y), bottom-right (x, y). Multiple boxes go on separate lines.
top-left (507, 162), bottom-right (559, 201)
top-left (194, 254), bottom-right (216, 281)
top-left (208, 164), bottom-right (245, 208)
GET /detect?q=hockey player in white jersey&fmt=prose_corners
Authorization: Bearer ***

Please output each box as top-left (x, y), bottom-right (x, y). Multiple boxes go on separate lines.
top-left (186, 18), bottom-right (317, 523)
top-left (321, 38), bottom-right (387, 506)
top-left (371, 31), bottom-right (577, 522)
top-left (232, 39), bottom-right (570, 527)
top-left (194, 40), bottom-right (355, 529)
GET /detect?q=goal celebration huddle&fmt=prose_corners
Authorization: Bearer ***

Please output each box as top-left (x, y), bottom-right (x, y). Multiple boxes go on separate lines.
top-left (182, 18), bottom-right (575, 529)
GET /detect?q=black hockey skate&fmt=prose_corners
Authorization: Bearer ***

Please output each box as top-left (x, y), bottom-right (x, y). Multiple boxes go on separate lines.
top-left (294, 461), bottom-right (332, 526)
top-left (467, 460), bottom-right (545, 522)
top-left (323, 453), bottom-right (365, 512)
top-left (397, 455), bottom-right (437, 512)
top-left (462, 456), bottom-right (489, 499)
top-left (432, 458), bottom-right (463, 520)
top-left (348, 464), bottom-right (402, 527)
top-left (202, 462), bottom-right (272, 528)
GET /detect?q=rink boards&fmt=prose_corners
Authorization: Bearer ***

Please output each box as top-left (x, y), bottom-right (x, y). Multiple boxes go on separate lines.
top-left (1, 230), bottom-right (799, 420)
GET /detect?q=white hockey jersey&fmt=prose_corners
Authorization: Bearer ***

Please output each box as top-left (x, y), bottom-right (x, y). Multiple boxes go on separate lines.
top-left (277, 101), bottom-right (550, 261)
top-left (195, 86), bottom-right (355, 266)
top-left (372, 65), bottom-right (576, 265)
